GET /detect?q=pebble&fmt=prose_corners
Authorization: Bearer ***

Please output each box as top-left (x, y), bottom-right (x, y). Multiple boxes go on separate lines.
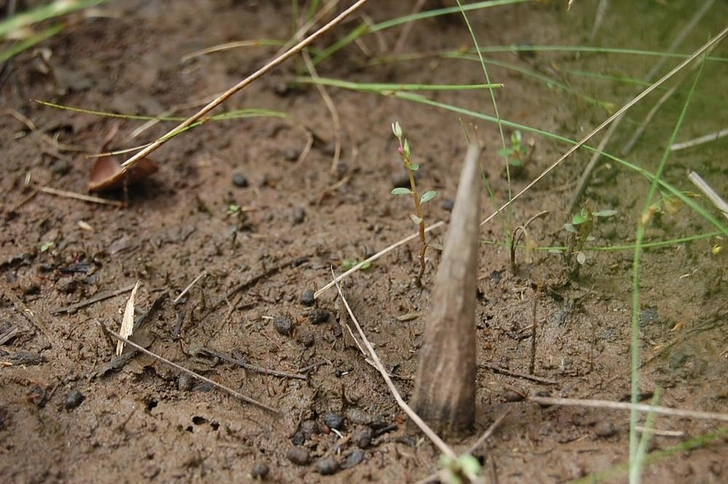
top-left (308, 308), bottom-right (329, 325)
top-left (178, 374), bottom-right (194, 391)
top-left (594, 421), bottom-right (617, 438)
top-left (322, 412), bottom-right (344, 430)
top-left (50, 159), bottom-right (71, 175)
top-left (299, 419), bottom-right (319, 438)
top-left (441, 198), bottom-right (455, 211)
top-left (351, 426), bottom-right (373, 448)
top-left (341, 449), bottom-right (365, 469)
top-left (293, 207), bottom-right (305, 224)
top-left (250, 461), bottom-right (269, 479)
top-left (290, 432), bottom-right (305, 446)
top-left (273, 317), bottom-right (293, 336)
top-left (300, 289), bottom-right (316, 307)
top-left (286, 447), bottom-right (310, 466)
top-left (296, 329), bottom-right (315, 347)
top-left (283, 149), bottom-right (300, 162)
top-left (316, 456), bottom-right (339, 475)
top-left (65, 389), bottom-right (85, 410)
top-left (232, 172), bottom-right (249, 188)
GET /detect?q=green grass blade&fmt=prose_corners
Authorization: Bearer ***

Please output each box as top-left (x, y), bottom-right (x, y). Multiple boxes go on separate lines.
top-left (0, 0), bottom-right (106, 38)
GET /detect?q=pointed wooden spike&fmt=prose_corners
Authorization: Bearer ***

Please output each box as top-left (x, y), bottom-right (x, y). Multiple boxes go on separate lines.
top-left (410, 144), bottom-right (481, 436)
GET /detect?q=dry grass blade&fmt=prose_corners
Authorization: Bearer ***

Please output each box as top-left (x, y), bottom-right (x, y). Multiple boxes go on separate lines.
top-left (36, 185), bottom-right (124, 207)
top-left (331, 271), bottom-right (455, 459)
top-left (116, 280), bottom-right (140, 355)
top-left (119, 0), bottom-right (370, 175)
top-left (688, 171), bottom-right (728, 221)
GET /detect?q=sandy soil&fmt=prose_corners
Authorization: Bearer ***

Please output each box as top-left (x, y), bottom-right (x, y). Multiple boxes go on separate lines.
top-left (1, 1), bottom-right (727, 482)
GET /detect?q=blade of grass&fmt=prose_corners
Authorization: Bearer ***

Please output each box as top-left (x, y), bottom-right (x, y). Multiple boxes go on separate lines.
top-left (628, 50), bottom-right (707, 484)
top-left (0, 0), bottom-right (106, 38)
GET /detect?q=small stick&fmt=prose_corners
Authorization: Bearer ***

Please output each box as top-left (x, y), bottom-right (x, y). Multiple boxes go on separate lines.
top-left (196, 347), bottom-right (307, 380)
top-left (36, 185), bottom-right (124, 207)
top-left (119, 0), bottom-right (370, 175)
top-left (332, 271), bottom-right (456, 459)
top-left (101, 326), bottom-right (278, 414)
top-left (468, 411), bottom-right (510, 455)
top-left (174, 270), bottom-right (207, 304)
top-left (529, 395), bottom-right (728, 423)
top-left (688, 171), bottom-right (728, 220)
top-left (672, 128), bottom-right (728, 151)
top-left (53, 283), bottom-right (137, 314)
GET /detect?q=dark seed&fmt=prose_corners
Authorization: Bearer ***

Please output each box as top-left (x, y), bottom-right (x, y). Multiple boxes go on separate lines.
top-left (287, 447), bottom-right (310, 466)
top-left (251, 461), bottom-right (269, 479)
top-left (351, 426), bottom-right (373, 448)
top-left (323, 412), bottom-right (344, 430)
top-left (594, 421), bottom-right (617, 438)
top-left (301, 289), bottom-right (316, 307)
top-left (441, 198), bottom-right (455, 211)
top-left (293, 207), bottom-right (305, 224)
top-left (65, 389), bottom-right (85, 410)
top-left (341, 449), bottom-right (365, 469)
top-left (316, 456), bottom-right (339, 475)
top-left (308, 308), bottom-right (329, 325)
top-left (232, 172), bottom-right (249, 188)
top-left (273, 317), bottom-right (293, 336)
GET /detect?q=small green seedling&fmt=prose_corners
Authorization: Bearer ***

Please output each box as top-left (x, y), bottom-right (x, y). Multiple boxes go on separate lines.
top-left (391, 121), bottom-right (437, 285)
top-left (563, 206), bottom-right (617, 267)
top-left (342, 259), bottom-right (372, 271)
top-left (497, 130), bottom-right (534, 177)
top-left (438, 453), bottom-right (483, 484)
top-left (40, 241), bottom-right (55, 252)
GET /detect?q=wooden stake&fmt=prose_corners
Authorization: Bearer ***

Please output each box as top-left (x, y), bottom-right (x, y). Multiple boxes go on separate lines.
top-left (410, 144), bottom-right (481, 435)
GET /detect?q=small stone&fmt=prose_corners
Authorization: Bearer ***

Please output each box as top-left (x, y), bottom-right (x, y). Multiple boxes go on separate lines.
top-left (178, 374), bottom-right (194, 391)
top-left (308, 308), bottom-right (329, 325)
top-left (286, 447), bottom-right (310, 466)
top-left (594, 421), bottom-right (617, 438)
top-left (296, 329), bottom-right (315, 347)
top-left (250, 461), bottom-right (269, 480)
top-left (300, 289), bottom-right (316, 307)
top-left (299, 420), bottom-right (319, 438)
top-left (293, 207), bottom-right (305, 224)
top-left (50, 159), bottom-right (71, 175)
top-left (290, 432), bottom-right (305, 446)
top-left (232, 172), bottom-right (249, 188)
top-left (441, 198), bottom-right (455, 211)
top-left (322, 411), bottom-right (344, 430)
top-left (65, 389), bottom-right (85, 410)
top-left (341, 449), bottom-right (365, 469)
top-left (316, 456), bottom-right (339, 475)
top-left (273, 317), bottom-right (293, 336)
top-left (283, 149), bottom-right (300, 162)
top-left (351, 426), bottom-right (373, 448)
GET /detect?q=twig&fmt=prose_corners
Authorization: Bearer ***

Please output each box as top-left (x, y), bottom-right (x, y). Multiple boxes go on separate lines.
top-left (673, 127), bottom-right (728, 151)
top-left (36, 185), bottom-right (125, 207)
top-left (332, 270), bottom-right (456, 459)
top-left (101, 326), bottom-right (278, 414)
top-left (196, 347), bottom-right (307, 380)
top-left (52, 283), bottom-right (137, 314)
top-left (468, 411), bottom-right (510, 455)
top-left (529, 395), bottom-right (728, 423)
top-left (479, 363), bottom-right (558, 385)
top-left (174, 270), bottom-right (207, 304)
top-left (483, 25), bottom-right (728, 228)
top-left (688, 171), bottom-right (728, 220)
top-left (119, 0), bottom-right (370, 175)
top-left (314, 220), bottom-right (445, 299)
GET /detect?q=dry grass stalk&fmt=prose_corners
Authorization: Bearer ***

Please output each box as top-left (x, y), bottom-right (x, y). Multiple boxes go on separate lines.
top-left (410, 144), bottom-right (481, 435)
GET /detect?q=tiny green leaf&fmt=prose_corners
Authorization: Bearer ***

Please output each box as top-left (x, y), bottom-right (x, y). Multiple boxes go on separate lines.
top-left (403, 139), bottom-right (411, 158)
top-left (391, 187), bottom-right (412, 196)
top-left (409, 214), bottom-right (423, 225)
top-left (571, 213), bottom-right (587, 225)
top-left (564, 223), bottom-right (577, 233)
top-left (409, 162), bottom-right (419, 171)
top-left (40, 241), bottom-right (54, 252)
top-left (420, 190), bottom-right (437, 204)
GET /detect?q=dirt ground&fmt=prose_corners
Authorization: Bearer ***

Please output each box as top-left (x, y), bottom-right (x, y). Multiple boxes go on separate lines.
top-left (2, 1), bottom-right (727, 482)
